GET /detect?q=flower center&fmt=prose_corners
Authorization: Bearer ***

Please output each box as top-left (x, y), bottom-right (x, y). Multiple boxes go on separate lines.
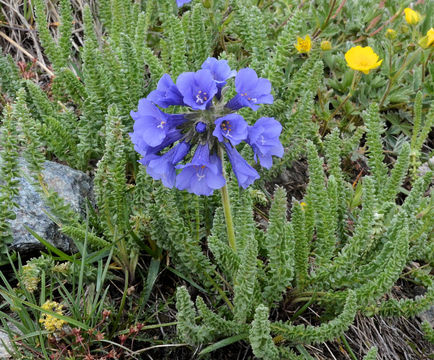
top-left (195, 165), bottom-right (206, 181)
top-left (358, 58), bottom-right (370, 67)
top-left (300, 40), bottom-right (309, 51)
top-left (157, 120), bottom-right (166, 129)
top-left (220, 120), bottom-right (233, 137)
top-left (195, 90), bottom-right (208, 104)
top-left (260, 135), bottom-right (266, 145)
top-left (240, 92), bottom-right (257, 103)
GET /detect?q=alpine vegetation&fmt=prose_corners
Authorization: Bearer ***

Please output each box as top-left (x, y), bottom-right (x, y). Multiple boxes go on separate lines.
top-left (0, 0), bottom-right (433, 359)
top-left (129, 58), bottom-right (283, 195)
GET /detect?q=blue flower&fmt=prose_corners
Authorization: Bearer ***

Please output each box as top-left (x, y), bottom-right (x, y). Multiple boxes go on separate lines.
top-left (176, 144), bottom-right (226, 196)
top-left (176, 0), bottom-right (191, 7)
top-left (131, 64), bottom-right (277, 195)
top-left (247, 117), bottom-right (284, 169)
top-left (213, 114), bottom-right (248, 146)
top-left (226, 68), bottom-right (273, 111)
top-left (130, 99), bottom-right (185, 147)
top-left (147, 74), bottom-right (184, 108)
top-left (176, 69), bottom-right (217, 110)
top-left (131, 128), bottom-right (183, 166)
top-left (201, 57), bottom-right (236, 98)
top-left (224, 143), bottom-right (259, 189)
top-left (147, 142), bottom-right (191, 188)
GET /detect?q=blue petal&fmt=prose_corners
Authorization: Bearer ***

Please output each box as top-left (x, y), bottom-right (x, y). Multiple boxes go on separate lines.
top-left (235, 68), bottom-right (259, 92)
top-left (224, 143), bottom-right (259, 189)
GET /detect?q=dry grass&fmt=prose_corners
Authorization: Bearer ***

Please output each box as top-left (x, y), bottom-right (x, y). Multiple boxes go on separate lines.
top-left (0, 0), bottom-right (102, 75)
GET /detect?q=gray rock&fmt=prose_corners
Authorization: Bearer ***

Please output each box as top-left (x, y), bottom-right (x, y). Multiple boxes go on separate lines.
top-left (3, 158), bottom-right (93, 253)
top-left (0, 330), bottom-right (12, 358)
top-left (420, 306), bottom-right (434, 327)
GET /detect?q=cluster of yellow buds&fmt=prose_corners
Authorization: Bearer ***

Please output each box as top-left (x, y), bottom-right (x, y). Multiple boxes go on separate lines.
top-left (20, 264), bottom-right (40, 293)
top-left (39, 300), bottom-right (67, 332)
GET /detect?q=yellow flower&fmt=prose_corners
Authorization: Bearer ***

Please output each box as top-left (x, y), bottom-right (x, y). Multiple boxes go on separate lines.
top-left (385, 28), bottom-right (397, 40)
top-left (320, 40), bottom-right (332, 51)
top-left (404, 8), bottom-right (421, 25)
top-left (39, 300), bottom-right (67, 332)
top-left (300, 202), bottom-right (307, 211)
top-left (345, 46), bottom-right (383, 74)
top-left (418, 28), bottom-right (434, 49)
top-left (295, 35), bottom-right (312, 53)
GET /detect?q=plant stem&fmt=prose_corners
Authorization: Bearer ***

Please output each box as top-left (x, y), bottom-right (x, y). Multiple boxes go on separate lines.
top-left (219, 146), bottom-right (236, 252)
top-left (323, 71), bottom-right (360, 135)
top-left (341, 335), bottom-right (358, 360)
top-left (379, 47), bottom-right (423, 108)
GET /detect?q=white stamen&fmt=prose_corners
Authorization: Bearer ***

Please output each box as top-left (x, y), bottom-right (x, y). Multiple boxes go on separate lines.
top-left (196, 95), bottom-right (204, 104)
top-left (260, 135), bottom-right (266, 145)
top-left (197, 173), bottom-right (205, 181)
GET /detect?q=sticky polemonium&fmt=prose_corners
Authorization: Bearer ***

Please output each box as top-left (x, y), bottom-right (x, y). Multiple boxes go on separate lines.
top-left (147, 74), bottom-right (184, 108)
top-left (176, 69), bottom-right (217, 110)
top-left (176, 144), bottom-right (226, 196)
top-left (247, 117), bottom-right (284, 169)
top-left (226, 68), bottom-right (273, 111)
top-left (213, 114), bottom-right (248, 146)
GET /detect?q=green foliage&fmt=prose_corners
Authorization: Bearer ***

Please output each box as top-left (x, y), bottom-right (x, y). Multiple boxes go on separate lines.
top-left (262, 187), bottom-right (294, 305)
top-left (272, 291), bottom-right (358, 344)
top-left (176, 286), bottom-right (207, 344)
top-left (422, 321), bottom-right (434, 344)
top-left (364, 103), bottom-right (388, 195)
top-left (33, 0), bottom-right (69, 70)
top-left (1, 0), bottom-right (433, 358)
top-left (249, 304), bottom-right (279, 360)
top-left (189, 4), bottom-right (211, 68)
top-left (0, 51), bottom-right (21, 98)
top-left (362, 346), bottom-right (378, 360)
top-left (0, 105), bottom-right (20, 262)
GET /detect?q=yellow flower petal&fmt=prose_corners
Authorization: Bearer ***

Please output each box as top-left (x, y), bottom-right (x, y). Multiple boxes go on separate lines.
top-left (345, 46), bottom-right (382, 74)
top-left (295, 35), bottom-right (312, 53)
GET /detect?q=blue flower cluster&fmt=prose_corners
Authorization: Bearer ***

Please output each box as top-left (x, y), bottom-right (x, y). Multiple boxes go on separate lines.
top-left (130, 58), bottom-right (284, 196)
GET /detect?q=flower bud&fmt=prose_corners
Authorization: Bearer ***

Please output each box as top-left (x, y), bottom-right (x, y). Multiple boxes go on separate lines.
top-left (320, 40), bottom-right (332, 51)
top-left (202, 0), bottom-right (212, 8)
top-left (418, 28), bottom-right (434, 49)
top-left (400, 24), bottom-right (410, 34)
top-left (385, 28), bottom-right (397, 40)
top-left (404, 8), bottom-right (421, 25)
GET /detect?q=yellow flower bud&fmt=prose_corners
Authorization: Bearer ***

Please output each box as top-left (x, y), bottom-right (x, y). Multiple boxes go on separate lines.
top-left (418, 28), bottom-right (434, 49)
top-left (385, 28), bottom-right (397, 40)
top-left (295, 35), bottom-right (312, 54)
top-left (320, 40), bottom-right (332, 51)
top-left (404, 8), bottom-right (421, 25)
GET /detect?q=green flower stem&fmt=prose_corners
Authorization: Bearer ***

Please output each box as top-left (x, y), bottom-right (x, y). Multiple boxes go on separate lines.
top-left (379, 47), bottom-right (423, 108)
top-left (218, 146), bottom-right (236, 252)
top-left (323, 71), bottom-right (361, 135)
